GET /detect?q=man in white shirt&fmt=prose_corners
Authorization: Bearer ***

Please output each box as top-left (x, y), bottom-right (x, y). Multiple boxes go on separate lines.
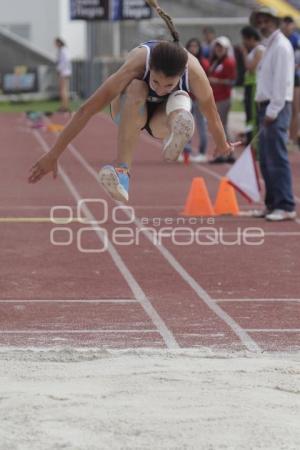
top-left (251, 7), bottom-right (296, 221)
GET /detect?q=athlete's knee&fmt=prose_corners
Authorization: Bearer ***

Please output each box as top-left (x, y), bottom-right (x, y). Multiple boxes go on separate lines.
top-left (125, 80), bottom-right (148, 106)
top-left (166, 90), bottom-right (192, 116)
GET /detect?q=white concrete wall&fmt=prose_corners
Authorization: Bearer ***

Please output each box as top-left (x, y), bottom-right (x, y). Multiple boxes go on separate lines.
top-left (0, 0), bottom-right (86, 59)
top-left (58, 0), bottom-right (86, 60)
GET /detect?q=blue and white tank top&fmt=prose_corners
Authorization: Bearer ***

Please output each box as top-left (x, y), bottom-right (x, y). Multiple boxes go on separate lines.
top-left (139, 40), bottom-right (190, 103)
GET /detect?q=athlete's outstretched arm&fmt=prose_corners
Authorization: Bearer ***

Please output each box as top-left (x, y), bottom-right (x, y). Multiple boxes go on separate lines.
top-left (188, 54), bottom-right (234, 157)
top-left (28, 48), bottom-right (145, 183)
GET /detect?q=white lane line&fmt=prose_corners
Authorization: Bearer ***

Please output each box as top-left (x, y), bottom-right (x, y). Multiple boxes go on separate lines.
top-left (62, 127), bottom-right (261, 353)
top-left (216, 298), bottom-right (300, 303)
top-left (0, 299), bottom-right (137, 304)
top-left (0, 206), bottom-right (71, 210)
top-left (32, 130), bottom-right (179, 349)
top-left (0, 329), bottom-right (158, 334)
top-left (140, 131), bottom-right (300, 346)
top-left (133, 205), bottom-right (184, 209)
top-left (246, 329), bottom-right (300, 333)
top-left (0, 217), bottom-right (81, 223)
top-left (138, 228), bottom-right (262, 353)
top-left (141, 230), bottom-right (300, 237)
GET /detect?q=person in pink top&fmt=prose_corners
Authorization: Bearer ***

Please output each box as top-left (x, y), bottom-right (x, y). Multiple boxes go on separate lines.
top-left (207, 36), bottom-right (237, 163)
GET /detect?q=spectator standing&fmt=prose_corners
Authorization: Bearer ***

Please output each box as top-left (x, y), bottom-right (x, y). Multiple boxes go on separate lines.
top-left (55, 38), bottom-right (72, 112)
top-left (251, 7), bottom-right (296, 221)
top-left (281, 16), bottom-right (300, 146)
top-left (207, 36), bottom-right (237, 163)
top-left (281, 16), bottom-right (300, 51)
top-left (202, 26), bottom-right (216, 59)
top-left (240, 26), bottom-right (264, 145)
top-left (183, 38), bottom-right (209, 162)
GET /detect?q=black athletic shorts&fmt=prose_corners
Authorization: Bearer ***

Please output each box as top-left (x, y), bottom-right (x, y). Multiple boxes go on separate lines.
top-left (142, 102), bottom-right (162, 137)
top-left (110, 101), bottom-right (162, 137)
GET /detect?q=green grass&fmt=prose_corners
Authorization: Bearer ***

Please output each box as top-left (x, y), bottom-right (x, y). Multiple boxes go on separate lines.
top-left (0, 97), bottom-right (244, 113)
top-left (231, 87), bottom-right (244, 113)
top-left (0, 99), bottom-right (113, 115)
top-left (231, 98), bottom-right (244, 113)
top-left (0, 99), bottom-right (82, 113)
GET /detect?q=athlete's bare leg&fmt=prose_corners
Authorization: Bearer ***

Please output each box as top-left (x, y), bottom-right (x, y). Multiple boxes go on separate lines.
top-left (59, 76), bottom-right (70, 111)
top-left (110, 80), bottom-right (148, 169)
top-left (100, 87), bottom-right (193, 202)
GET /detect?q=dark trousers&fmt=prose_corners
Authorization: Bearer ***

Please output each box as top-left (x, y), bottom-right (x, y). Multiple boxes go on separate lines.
top-left (258, 102), bottom-right (295, 212)
top-left (244, 84), bottom-right (258, 145)
top-left (192, 101), bottom-right (208, 154)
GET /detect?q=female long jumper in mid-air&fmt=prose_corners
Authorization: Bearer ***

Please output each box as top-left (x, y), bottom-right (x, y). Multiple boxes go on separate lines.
top-left (28, 0), bottom-right (235, 203)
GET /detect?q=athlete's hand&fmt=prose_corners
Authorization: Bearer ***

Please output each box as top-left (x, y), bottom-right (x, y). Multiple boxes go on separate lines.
top-left (28, 152), bottom-right (58, 183)
top-left (214, 141), bottom-right (242, 158)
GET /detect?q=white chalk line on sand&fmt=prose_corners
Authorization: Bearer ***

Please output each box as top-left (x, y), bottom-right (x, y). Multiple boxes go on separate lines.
top-left (31, 130), bottom-right (179, 350)
top-left (55, 118), bottom-right (261, 354)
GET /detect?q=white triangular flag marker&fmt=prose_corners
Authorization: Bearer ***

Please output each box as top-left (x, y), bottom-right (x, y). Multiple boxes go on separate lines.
top-left (226, 145), bottom-right (261, 203)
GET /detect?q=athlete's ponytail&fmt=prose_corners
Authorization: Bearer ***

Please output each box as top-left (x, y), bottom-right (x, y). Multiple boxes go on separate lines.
top-left (146, 0), bottom-right (180, 43)
top-left (145, 0), bottom-right (187, 77)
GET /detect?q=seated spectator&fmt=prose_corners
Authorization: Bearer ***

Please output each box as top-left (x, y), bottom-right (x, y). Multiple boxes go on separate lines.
top-left (240, 26), bottom-right (264, 145)
top-left (207, 36), bottom-right (237, 163)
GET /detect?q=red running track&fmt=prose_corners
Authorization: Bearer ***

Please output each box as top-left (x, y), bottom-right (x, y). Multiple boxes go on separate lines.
top-left (0, 112), bottom-right (299, 352)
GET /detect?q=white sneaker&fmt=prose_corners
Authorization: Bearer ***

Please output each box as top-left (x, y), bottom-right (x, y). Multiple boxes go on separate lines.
top-left (266, 209), bottom-right (297, 221)
top-left (98, 165), bottom-right (129, 203)
top-left (190, 153), bottom-right (207, 163)
top-left (163, 110), bottom-right (194, 162)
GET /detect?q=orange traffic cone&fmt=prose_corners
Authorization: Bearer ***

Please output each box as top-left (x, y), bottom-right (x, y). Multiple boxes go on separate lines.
top-left (182, 177), bottom-right (215, 216)
top-left (214, 178), bottom-right (240, 216)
